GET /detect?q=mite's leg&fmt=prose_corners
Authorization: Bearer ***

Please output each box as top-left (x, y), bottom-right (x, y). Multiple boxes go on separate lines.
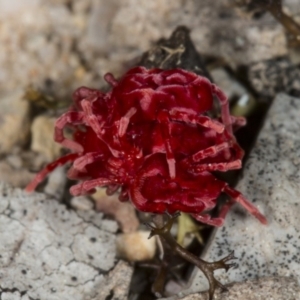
top-left (224, 185), bottom-right (267, 225)
top-left (169, 108), bottom-right (235, 160)
top-left (192, 213), bottom-right (224, 227)
top-left (73, 152), bottom-right (104, 171)
top-left (212, 84), bottom-right (233, 135)
top-left (183, 142), bottom-right (243, 173)
top-left (157, 111), bottom-right (176, 179)
top-left (157, 108), bottom-right (226, 179)
top-left (118, 107), bottom-right (137, 137)
top-left (54, 111), bottom-right (84, 152)
top-left (80, 100), bottom-right (104, 138)
top-left (169, 109), bottom-right (225, 133)
top-left (191, 160), bottom-right (242, 173)
top-left (70, 178), bottom-right (116, 196)
top-left (25, 153), bottom-right (79, 192)
top-left (231, 115), bottom-right (246, 130)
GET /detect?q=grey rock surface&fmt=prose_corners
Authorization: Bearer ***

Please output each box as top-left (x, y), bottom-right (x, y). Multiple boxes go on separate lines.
top-left (0, 182), bottom-right (132, 300)
top-left (170, 93), bottom-right (300, 298)
top-left (84, 0), bottom-right (288, 67)
top-left (248, 57), bottom-right (300, 98)
top-left (0, 0), bottom-right (295, 99)
top-left (178, 276), bottom-right (300, 300)
top-left (97, 260), bottom-right (134, 300)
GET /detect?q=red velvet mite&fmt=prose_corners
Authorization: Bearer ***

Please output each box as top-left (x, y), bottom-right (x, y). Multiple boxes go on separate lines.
top-left (26, 67), bottom-right (267, 226)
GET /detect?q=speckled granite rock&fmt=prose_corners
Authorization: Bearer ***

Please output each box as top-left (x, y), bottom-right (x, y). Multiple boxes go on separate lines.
top-left (248, 57), bottom-right (300, 98)
top-left (0, 182), bottom-right (132, 300)
top-left (167, 93), bottom-right (300, 299)
top-left (176, 277), bottom-right (300, 300)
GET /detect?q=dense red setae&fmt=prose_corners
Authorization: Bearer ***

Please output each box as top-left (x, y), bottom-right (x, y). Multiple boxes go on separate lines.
top-left (26, 67), bottom-right (266, 226)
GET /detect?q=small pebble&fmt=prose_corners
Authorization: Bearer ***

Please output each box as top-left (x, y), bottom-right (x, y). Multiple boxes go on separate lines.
top-left (116, 231), bottom-right (156, 262)
top-left (30, 115), bottom-right (62, 161)
top-left (70, 196), bottom-right (94, 211)
top-left (6, 154), bottom-right (23, 169)
top-left (44, 166), bottom-right (67, 200)
top-left (0, 90), bottom-right (30, 154)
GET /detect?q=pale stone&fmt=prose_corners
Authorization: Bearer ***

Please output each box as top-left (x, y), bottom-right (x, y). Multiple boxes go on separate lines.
top-left (0, 160), bottom-right (35, 188)
top-left (93, 188), bottom-right (139, 233)
top-left (211, 68), bottom-right (247, 101)
top-left (116, 231), bottom-right (156, 262)
top-left (44, 166), bottom-right (67, 200)
top-left (0, 90), bottom-right (30, 154)
top-left (70, 196), bottom-right (94, 211)
top-left (0, 0), bottom-right (40, 17)
top-left (30, 115), bottom-right (62, 161)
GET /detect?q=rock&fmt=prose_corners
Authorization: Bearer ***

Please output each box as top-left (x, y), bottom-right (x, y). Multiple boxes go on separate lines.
top-left (0, 160), bottom-right (35, 188)
top-left (211, 68), bottom-right (247, 101)
top-left (43, 165), bottom-right (67, 199)
top-left (211, 68), bottom-right (256, 116)
top-left (248, 57), bottom-right (300, 98)
top-left (21, 149), bottom-right (52, 175)
top-left (30, 115), bottom-right (62, 161)
top-left (93, 188), bottom-right (139, 233)
top-left (172, 277), bottom-right (300, 300)
top-left (6, 154), bottom-right (23, 169)
top-left (116, 231), bottom-right (156, 262)
top-left (0, 0), bottom-right (40, 18)
top-left (0, 182), bottom-right (129, 299)
top-left (84, 0), bottom-right (287, 68)
top-left (70, 196), bottom-right (94, 211)
top-left (97, 260), bottom-right (134, 300)
top-left (0, 0), bottom-right (293, 101)
top-left (0, 90), bottom-right (30, 154)
top-left (0, 0), bottom-right (97, 98)
top-left (176, 93), bottom-right (300, 297)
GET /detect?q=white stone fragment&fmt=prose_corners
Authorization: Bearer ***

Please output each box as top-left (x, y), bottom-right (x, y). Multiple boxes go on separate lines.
top-left (70, 196), bottom-right (94, 211)
top-left (116, 231), bottom-right (156, 262)
top-left (43, 166), bottom-right (67, 200)
top-left (6, 154), bottom-right (23, 169)
top-left (0, 182), bottom-right (132, 299)
top-left (93, 189), bottom-right (140, 233)
top-left (174, 93), bottom-right (300, 298)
